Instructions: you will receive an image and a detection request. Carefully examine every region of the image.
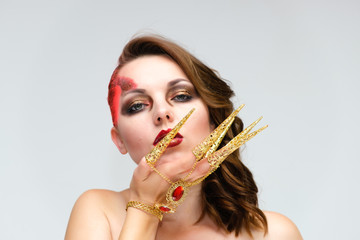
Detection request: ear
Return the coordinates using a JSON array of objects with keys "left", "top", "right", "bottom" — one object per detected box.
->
[{"left": 111, "top": 127, "right": 128, "bottom": 154}]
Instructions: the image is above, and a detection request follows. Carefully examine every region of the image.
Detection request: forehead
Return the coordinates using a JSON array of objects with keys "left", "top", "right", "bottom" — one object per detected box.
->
[{"left": 117, "top": 55, "right": 189, "bottom": 87}]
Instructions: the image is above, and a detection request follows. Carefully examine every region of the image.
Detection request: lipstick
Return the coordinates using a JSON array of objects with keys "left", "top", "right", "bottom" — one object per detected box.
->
[{"left": 153, "top": 128, "right": 183, "bottom": 147}]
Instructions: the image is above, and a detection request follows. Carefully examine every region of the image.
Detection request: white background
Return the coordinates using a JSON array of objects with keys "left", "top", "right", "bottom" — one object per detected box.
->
[{"left": 1, "top": 0, "right": 359, "bottom": 239}]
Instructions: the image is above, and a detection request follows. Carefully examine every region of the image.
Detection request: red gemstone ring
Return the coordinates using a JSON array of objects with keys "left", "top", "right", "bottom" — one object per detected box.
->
[{"left": 165, "top": 180, "right": 189, "bottom": 207}]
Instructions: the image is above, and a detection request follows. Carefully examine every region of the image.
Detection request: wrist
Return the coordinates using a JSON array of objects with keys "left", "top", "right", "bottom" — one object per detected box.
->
[
  {"left": 126, "top": 201, "right": 163, "bottom": 221},
  {"left": 119, "top": 205, "right": 160, "bottom": 240}
]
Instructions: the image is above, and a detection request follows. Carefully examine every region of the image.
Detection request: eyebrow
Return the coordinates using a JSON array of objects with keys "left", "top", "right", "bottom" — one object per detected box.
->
[
  {"left": 168, "top": 78, "right": 190, "bottom": 88},
  {"left": 122, "top": 78, "right": 190, "bottom": 97},
  {"left": 122, "top": 88, "right": 146, "bottom": 97}
]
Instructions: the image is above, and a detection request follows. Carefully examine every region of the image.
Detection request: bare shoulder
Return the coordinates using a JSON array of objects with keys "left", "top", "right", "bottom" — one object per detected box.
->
[
  {"left": 65, "top": 189, "right": 129, "bottom": 240},
  {"left": 263, "top": 211, "right": 303, "bottom": 240},
  {"left": 71, "top": 189, "right": 128, "bottom": 214}
]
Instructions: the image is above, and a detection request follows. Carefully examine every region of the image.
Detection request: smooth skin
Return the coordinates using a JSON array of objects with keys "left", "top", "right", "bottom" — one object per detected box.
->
[{"left": 65, "top": 55, "right": 303, "bottom": 240}]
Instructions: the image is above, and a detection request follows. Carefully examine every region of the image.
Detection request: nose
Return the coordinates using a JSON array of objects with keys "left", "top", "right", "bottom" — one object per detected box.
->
[{"left": 154, "top": 106, "right": 174, "bottom": 126}]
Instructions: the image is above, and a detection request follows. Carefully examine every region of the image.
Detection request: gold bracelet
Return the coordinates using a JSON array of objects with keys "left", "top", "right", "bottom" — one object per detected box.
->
[{"left": 126, "top": 201, "right": 163, "bottom": 221}]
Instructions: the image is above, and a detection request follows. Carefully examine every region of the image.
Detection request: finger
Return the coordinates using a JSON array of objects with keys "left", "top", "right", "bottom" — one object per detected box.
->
[
  {"left": 155, "top": 152, "right": 196, "bottom": 181},
  {"left": 186, "top": 121, "right": 268, "bottom": 186},
  {"left": 145, "top": 108, "right": 195, "bottom": 165},
  {"left": 131, "top": 157, "right": 172, "bottom": 203},
  {"left": 207, "top": 122, "right": 268, "bottom": 168},
  {"left": 192, "top": 105, "right": 244, "bottom": 161},
  {"left": 184, "top": 157, "right": 211, "bottom": 183}
]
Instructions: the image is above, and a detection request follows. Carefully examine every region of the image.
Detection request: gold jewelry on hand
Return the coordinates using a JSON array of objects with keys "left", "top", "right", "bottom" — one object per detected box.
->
[
  {"left": 126, "top": 201, "right": 163, "bottom": 221},
  {"left": 145, "top": 108, "right": 195, "bottom": 166},
  {"left": 143, "top": 105, "right": 268, "bottom": 216},
  {"left": 192, "top": 104, "right": 245, "bottom": 161},
  {"left": 206, "top": 116, "right": 267, "bottom": 169}
]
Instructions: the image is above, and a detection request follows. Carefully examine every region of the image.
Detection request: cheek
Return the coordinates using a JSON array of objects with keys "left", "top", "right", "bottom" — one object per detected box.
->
[
  {"left": 118, "top": 118, "right": 153, "bottom": 163},
  {"left": 188, "top": 105, "right": 212, "bottom": 140}
]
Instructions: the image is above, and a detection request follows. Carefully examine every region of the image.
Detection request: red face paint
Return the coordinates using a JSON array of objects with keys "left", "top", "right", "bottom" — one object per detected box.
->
[
  {"left": 108, "top": 68, "right": 137, "bottom": 126},
  {"left": 119, "top": 76, "right": 136, "bottom": 91}
]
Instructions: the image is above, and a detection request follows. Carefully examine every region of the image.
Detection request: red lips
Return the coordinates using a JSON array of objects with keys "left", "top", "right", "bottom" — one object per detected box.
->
[{"left": 153, "top": 128, "right": 183, "bottom": 147}]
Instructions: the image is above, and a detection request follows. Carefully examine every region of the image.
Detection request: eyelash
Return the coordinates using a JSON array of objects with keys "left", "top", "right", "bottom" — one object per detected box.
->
[
  {"left": 126, "top": 91, "right": 193, "bottom": 115},
  {"left": 126, "top": 102, "right": 148, "bottom": 114},
  {"left": 171, "top": 92, "right": 193, "bottom": 102}
]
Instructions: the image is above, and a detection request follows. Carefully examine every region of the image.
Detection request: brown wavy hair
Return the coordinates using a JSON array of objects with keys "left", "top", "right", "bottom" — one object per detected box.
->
[{"left": 107, "top": 35, "right": 268, "bottom": 237}]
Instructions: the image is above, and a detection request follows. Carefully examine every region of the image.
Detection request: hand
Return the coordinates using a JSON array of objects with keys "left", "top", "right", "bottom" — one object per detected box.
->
[{"left": 141, "top": 104, "right": 267, "bottom": 214}]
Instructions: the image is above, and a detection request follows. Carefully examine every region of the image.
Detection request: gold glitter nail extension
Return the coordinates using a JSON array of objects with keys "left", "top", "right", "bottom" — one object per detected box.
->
[
  {"left": 207, "top": 117, "right": 268, "bottom": 168},
  {"left": 192, "top": 105, "right": 245, "bottom": 161},
  {"left": 145, "top": 108, "right": 195, "bottom": 165}
]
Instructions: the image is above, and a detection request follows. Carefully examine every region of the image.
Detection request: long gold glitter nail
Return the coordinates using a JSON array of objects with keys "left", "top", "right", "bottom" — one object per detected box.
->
[
  {"left": 207, "top": 117, "right": 268, "bottom": 168},
  {"left": 145, "top": 108, "right": 195, "bottom": 166},
  {"left": 192, "top": 104, "right": 244, "bottom": 161}
]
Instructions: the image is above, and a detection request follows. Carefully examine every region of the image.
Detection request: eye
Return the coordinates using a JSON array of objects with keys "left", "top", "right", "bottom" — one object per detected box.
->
[
  {"left": 172, "top": 93, "right": 192, "bottom": 102},
  {"left": 127, "top": 102, "right": 147, "bottom": 114}
]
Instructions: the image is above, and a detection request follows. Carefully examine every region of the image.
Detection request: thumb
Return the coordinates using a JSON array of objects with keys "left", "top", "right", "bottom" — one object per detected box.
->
[{"left": 133, "top": 157, "right": 153, "bottom": 182}]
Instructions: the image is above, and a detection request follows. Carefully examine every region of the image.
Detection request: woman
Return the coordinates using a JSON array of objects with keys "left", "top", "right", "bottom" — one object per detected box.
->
[{"left": 65, "top": 35, "right": 302, "bottom": 239}]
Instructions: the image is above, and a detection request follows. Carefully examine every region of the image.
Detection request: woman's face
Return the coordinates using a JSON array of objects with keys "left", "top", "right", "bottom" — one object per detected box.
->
[{"left": 111, "top": 55, "right": 213, "bottom": 164}]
